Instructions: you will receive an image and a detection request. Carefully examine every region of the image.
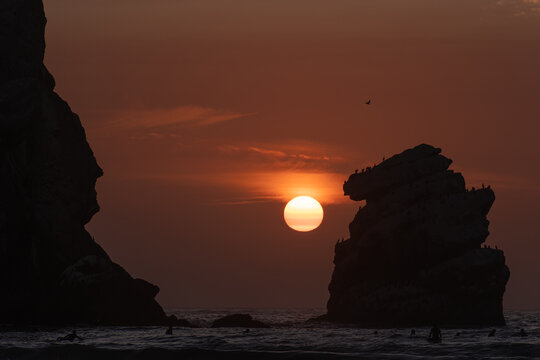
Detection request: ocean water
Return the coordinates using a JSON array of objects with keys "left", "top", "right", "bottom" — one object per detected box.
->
[{"left": 1, "top": 309, "right": 539, "bottom": 359}]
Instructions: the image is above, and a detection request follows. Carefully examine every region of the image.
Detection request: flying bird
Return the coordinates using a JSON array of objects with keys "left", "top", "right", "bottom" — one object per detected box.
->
[{"left": 365, "top": 99, "right": 371, "bottom": 105}]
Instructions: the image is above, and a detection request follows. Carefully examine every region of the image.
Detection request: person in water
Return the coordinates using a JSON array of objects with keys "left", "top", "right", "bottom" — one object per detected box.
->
[
  {"left": 519, "top": 328, "right": 527, "bottom": 337},
  {"left": 488, "top": 329, "right": 496, "bottom": 337},
  {"left": 166, "top": 325, "right": 173, "bottom": 335},
  {"left": 57, "top": 330, "right": 82, "bottom": 342},
  {"left": 428, "top": 324, "right": 442, "bottom": 342},
  {"left": 409, "top": 329, "right": 416, "bottom": 337}
]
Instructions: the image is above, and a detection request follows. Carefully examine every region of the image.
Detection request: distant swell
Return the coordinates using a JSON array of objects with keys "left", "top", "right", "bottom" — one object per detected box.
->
[
  {"left": 0, "top": 345, "right": 365, "bottom": 360},
  {"left": 2, "top": 343, "right": 540, "bottom": 360}
]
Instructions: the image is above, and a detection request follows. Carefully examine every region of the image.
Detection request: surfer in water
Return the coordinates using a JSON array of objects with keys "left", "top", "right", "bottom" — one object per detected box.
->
[
  {"left": 56, "top": 330, "right": 83, "bottom": 342},
  {"left": 428, "top": 324, "right": 442, "bottom": 343}
]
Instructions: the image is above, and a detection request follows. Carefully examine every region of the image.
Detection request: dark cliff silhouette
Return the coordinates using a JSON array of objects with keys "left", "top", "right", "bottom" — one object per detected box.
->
[
  {"left": 0, "top": 0, "right": 185, "bottom": 326},
  {"left": 323, "top": 144, "right": 509, "bottom": 326}
]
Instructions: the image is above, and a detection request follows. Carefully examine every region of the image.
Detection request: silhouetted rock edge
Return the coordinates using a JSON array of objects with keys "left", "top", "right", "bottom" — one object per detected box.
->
[
  {"left": 0, "top": 0, "right": 187, "bottom": 326},
  {"left": 322, "top": 144, "right": 509, "bottom": 327}
]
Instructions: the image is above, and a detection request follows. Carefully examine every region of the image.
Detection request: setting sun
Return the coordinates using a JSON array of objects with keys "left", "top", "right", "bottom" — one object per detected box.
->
[{"left": 284, "top": 196, "right": 324, "bottom": 232}]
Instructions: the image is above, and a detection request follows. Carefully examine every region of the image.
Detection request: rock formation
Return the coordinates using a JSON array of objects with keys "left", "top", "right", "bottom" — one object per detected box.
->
[
  {"left": 324, "top": 144, "right": 509, "bottom": 326},
  {"left": 0, "top": 0, "right": 182, "bottom": 325}
]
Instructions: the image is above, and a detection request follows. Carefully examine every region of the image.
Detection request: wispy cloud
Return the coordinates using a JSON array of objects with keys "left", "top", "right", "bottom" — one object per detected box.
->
[
  {"left": 94, "top": 105, "right": 254, "bottom": 134},
  {"left": 141, "top": 170, "right": 350, "bottom": 205},
  {"left": 496, "top": 0, "right": 540, "bottom": 15},
  {"left": 235, "top": 171, "right": 349, "bottom": 204},
  {"left": 217, "top": 141, "right": 344, "bottom": 172},
  {"left": 123, "top": 140, "right": 352, "bottom": 205}
]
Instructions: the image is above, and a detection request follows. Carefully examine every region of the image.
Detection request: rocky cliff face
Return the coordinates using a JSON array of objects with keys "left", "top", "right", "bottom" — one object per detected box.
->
[
  {"left": 0, "top": 0, "right": 178, "bottom": 325},
  {"left": 326, "top": 144, "right": 509, "bottom": 326}
]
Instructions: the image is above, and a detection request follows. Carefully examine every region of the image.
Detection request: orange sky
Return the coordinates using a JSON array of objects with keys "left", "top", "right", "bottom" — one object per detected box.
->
[{"left": 43, "top": 0, "right": 540, "bottom": 309}]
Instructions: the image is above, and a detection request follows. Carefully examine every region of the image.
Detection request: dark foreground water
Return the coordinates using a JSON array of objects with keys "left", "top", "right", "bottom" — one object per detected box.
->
[{"left": 1, "top": 309, "right": 539, "bottom": 359}]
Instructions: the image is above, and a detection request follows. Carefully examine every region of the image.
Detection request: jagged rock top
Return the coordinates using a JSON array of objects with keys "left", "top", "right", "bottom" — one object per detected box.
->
[{"left": 344, "top": 144, "right": 453, "bottom": 201}]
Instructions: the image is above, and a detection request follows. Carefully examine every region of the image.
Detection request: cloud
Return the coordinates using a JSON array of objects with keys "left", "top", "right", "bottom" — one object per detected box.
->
[
  {"left": 248, "top": 147, "right": 288, "bottom": 158},
  {"left": 95, "top": 105, "right": 254, "bottom": 134},
  {"left": 495, "top": 0, "right": 540, "bottom": 15},
  {"left": 217, "top": 141, "right": 344, "bottom": 172},
  {"left": 235, "top": 171, "right": 350, "bottom": 204},
  {"left": 126, "top": 139, "right": 353, "bottom": 205},
  {"left": 141, "top": 170, "right": 351, "bottom": 205}
]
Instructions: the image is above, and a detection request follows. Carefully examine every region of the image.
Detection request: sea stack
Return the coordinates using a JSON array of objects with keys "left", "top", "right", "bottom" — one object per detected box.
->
[
  {"left": 325, "top": 144, "right": 509, "bottom": 326},
  {"left": 0, "top": 0, "right": 180, "bottom": 325}
]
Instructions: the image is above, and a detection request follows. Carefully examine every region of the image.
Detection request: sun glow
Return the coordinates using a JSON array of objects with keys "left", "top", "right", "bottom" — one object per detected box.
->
[{"left": 283, "top": 196, "right": 324, "bottom": 232}]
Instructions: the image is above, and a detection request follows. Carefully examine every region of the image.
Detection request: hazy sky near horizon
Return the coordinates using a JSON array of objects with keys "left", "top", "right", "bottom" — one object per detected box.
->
[{"left": 43, "top": 0, "right": 540, "bottom": 309}]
